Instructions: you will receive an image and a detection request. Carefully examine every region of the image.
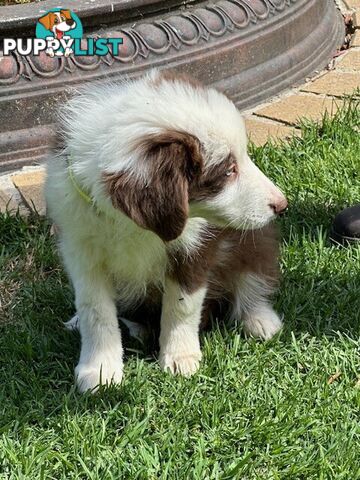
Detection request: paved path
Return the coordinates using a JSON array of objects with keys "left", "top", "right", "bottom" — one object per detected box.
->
[{"left": 1, "top": 0, "right": 359, "bottom": 216}]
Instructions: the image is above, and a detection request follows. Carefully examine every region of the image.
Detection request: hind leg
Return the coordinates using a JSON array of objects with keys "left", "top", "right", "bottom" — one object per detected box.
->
[{"left": 232, "top": 273, "right": 283, "bottom": 340}]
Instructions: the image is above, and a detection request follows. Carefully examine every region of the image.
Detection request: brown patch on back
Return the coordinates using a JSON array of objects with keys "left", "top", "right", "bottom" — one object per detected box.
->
[
  {"left": 152, "top": 70, "right": 204, "bottom": 90},
  {"left": 116, "top": 224, "right": 279, "bottom": 338},
  {"left": 211, "top": 224, "right": 280, "bottom": 294},
  {"left": 103, "top": 130, "right": 203, "bottom": 242},
  {"left": 167, "top": 223, "right": 280, "bottom": 296}
]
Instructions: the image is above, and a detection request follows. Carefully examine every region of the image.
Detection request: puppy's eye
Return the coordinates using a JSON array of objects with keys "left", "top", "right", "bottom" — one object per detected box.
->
[
  {"left": 61, "top": 15, "right": 66, "bottom": 21},
  {"left": 54, "top": 18, "right": 59, "bottom": 24},
  {"left": 225, "top": 164, "right": 237, "bottom": 177}
]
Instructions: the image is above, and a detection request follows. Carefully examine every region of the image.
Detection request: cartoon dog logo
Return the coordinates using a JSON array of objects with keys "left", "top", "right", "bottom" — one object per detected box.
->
[{"left": 38, "top": 9, "right": 76, "bottom": 57}]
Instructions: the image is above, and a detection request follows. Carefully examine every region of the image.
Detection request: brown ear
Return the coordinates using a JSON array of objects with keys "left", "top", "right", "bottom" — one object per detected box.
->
[
  {"left": 38, "top": 12, "right": 54, "bottom": 31},
  {"left": 103, "top": 131, "right": 203, "bottom": 242},
  {"left": 60, "top": 9, "right": 72, "bottom": 20}
]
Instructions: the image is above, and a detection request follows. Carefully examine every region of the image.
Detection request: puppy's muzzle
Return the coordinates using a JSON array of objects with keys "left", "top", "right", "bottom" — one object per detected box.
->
[{"left": 269, "top": 195, "right": 288, "bottom": 216}]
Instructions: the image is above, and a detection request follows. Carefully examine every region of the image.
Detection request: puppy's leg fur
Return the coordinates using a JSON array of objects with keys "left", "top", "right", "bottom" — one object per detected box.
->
[
  {"left": 74, "top": 274, "right": 124, "bottom": 392},
  {"left": 159, "top": 277, "right": 206, "bottom": 376},
  {"left": 232, "top": 273, "right": 282, "bottom": 340},
  {"left": 60, "top": 239, "right": 124, "bottom": 392}
]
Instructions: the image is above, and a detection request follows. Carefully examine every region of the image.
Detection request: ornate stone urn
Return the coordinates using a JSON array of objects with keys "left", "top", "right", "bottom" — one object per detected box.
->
[{"left": 0, "top": 0, "right": 344, "bottom": 172}]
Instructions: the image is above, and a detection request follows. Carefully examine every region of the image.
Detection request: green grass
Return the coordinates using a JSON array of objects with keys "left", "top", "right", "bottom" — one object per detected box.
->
[{"left": 1, "top": 100, "right": 360, "bottom": 479}]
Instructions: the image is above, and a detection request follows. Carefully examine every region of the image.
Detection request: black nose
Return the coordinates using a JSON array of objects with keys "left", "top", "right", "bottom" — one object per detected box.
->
[{"left": 66, "top": 19, "right": 75, "bottom": 26}]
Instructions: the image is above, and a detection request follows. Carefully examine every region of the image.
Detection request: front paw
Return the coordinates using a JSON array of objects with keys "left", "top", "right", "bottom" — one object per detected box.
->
[
  {"left": 75, "top": 358, "right": 123, "bottom": 393},
  {"left": 159, "top": 350, "right": 202, "bottom": 377},
  {"left": 243, "top": 305, "right": 283, "bottom": 340}
]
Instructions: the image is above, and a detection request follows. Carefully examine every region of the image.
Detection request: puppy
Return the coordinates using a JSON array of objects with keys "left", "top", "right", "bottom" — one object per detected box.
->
[
  {"left": 38, "top": 9, "right": 76, "bottom": 57},
  {"left": 45, "top": 70, "right": 287, "bottom": 393}
]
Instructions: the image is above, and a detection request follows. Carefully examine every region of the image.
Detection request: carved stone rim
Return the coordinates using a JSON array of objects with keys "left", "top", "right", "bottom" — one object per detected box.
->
[
  {"left": 0, "top": 0, "right": 201, "bottom": 36},
  {"left": 0, "top": 0, "right": 345, "bottom": 173}
]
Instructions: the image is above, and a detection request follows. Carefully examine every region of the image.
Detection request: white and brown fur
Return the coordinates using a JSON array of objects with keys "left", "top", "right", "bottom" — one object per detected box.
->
[{"left": 45, "top": 70, "right": 288, "bottom": 392}]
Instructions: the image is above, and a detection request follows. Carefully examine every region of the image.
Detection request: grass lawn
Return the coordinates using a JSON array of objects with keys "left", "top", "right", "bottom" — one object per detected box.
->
[{"left": 0, "top": 100, "right": 360, "bottom": 479}]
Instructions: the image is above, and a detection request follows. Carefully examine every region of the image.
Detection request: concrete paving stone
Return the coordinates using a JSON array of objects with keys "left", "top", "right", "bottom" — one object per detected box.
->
[
  {"left": 254, "top": 94, "right": 343, "bottom": 126},
  {"left": 344, "top": 0, "right": 360, "bottom": 9},
  {"left": 352, "top": 31, "right": 360, "bottom": 46},
  {"left": 301, "top": 72, "right": 360, "bottom": 96},
  {"left": 344, "top": 0, "right": 360, "bottom": 24},
  {"left": 245, "top": 117, "right": 298, "bottom": 145},
  {"left": 0, "top": 189, "right": 18, "bottom": 213},
  {"left": 11, "top": 169, "right": 46, "bottom": 215},
  {"left": 336, "top": 49, "right": 360, "bottom": 70},
  {"left": 0, "top": 174, "right": 27, "bottom": 214}
]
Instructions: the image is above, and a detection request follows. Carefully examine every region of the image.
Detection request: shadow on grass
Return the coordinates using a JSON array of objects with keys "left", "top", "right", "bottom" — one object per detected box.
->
[{"left": 275, "top": 197, "right": 360, "bottom": 337}]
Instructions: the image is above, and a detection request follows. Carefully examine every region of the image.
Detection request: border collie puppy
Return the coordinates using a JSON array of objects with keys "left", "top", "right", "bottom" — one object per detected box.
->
[{"left": 45, "top": 70, "right": 287, "bottom": 392}]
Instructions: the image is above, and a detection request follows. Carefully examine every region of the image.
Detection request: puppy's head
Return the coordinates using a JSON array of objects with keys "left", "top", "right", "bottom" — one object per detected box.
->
[
  {"left": 39, "top": 10, "right": 76, "bottom": 37},
  {"left": 102, "top": 74, "right": 287, "bottom": 240}
]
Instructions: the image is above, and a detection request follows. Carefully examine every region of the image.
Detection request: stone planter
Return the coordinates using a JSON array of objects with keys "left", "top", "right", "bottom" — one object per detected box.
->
[{"left": 0, "top": 0, "right": 344, "bottom": 172}]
